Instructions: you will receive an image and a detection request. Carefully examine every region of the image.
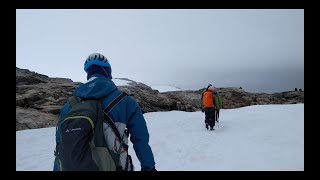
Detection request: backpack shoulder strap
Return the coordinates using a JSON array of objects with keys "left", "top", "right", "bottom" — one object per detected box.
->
[
  {"left": 102, "top": 92, "right": 128, "bottom": 140},
  {"left": 104, "top": 92, "right": 128, "bottom": 114},
  {"left": 67, "top": 96, "right": 79, "bottom": 106}
]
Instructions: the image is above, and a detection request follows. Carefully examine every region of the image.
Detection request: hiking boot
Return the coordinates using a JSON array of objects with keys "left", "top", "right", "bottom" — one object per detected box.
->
[
  {"left": 205, "top": 123, "right": 209, "bottom": 130},
  {"left": 210, "top": 127, "right": 214, "bottom": 131}
]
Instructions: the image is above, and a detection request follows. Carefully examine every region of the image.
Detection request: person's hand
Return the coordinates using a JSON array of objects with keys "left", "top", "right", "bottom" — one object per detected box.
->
[
  {"left": 201, "top": 108, "right": 204, "bottom": 112},
  {"left": 142, "top": 166, "right": 157, "bottom": 171}
]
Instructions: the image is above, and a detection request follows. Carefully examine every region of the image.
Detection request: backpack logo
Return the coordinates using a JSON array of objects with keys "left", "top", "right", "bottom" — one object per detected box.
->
[
  {"left": 89, "top": 83, "right": 95, "bottom": 87},
  {"left": 65, "top": 128, "right": 81, "bottom": 133}
]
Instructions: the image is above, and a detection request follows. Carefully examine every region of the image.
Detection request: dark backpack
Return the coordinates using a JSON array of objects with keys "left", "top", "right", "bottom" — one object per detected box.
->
[{"left": 54, "top": 92, "right": 134, "bottom": 171}]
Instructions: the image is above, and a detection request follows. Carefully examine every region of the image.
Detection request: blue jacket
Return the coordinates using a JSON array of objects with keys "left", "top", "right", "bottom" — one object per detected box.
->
[{"left": 53, "top": 74, "right": 155, "bottom": 171}]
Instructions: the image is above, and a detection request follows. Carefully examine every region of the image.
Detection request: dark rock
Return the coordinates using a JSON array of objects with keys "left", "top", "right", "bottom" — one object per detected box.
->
[{"left": 16, "top": 67, "right": 304, "bottom": 131}]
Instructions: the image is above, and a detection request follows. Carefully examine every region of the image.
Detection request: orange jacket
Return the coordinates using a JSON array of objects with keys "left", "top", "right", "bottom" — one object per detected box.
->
[{"left": 202, "top": 90, "right": 214, "bottom": 108}]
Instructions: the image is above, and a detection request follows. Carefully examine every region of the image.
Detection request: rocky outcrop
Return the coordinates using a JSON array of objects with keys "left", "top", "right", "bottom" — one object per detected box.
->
[
  {"left": 110, "top": 78, "right": 177, "bottom": 113},
  {"left": 16, "top": 107, "right": 58, "bottom": 131},
  {"left": 163, "top": 87, "right": 304, "bottom": 110},
  {"left": 16, "top": 67, "right": 304, "bottom": 131},
  {"left": 16, "top": 68, "right": 82, "bottom": 131}
]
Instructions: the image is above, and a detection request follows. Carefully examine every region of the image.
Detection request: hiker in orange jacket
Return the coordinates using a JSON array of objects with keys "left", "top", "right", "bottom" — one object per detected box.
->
[{"left": 201, "top": 84, "right": 218, "bottom": 130}]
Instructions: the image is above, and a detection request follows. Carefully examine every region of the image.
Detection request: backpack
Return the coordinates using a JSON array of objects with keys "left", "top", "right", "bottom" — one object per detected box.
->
[
  {"left": 54, "top": 92, "right": 134, "bottom": 171},
  {"left": 202, "top": 91, "right": 214, "bottom": 108}
]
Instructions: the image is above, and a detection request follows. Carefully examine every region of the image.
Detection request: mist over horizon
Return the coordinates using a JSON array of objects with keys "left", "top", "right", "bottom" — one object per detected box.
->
[
  {"left": 16, "top": 65, "right": 303, "bottom": 94},
  {"left": 16, "top": 9, "right": 303, "bottom": 94}
]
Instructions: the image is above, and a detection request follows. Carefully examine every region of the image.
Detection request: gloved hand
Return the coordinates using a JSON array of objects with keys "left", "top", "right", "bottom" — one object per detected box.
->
[
  {"left": 142, "top": 166, "right": 157, "bottom": 171},
  {"left": 201, "top": 108, "right": 204, "bottom": 112}
]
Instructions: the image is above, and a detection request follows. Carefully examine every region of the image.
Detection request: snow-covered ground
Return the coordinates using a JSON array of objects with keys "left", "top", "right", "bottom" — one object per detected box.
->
[
  {"left": 16, "top": 104, "right": 304, "bottom": 171},
  {"left": 151, "top": 85, "right": 181, "bottom": 92},
  {"left": 112, "top": 78, "right": 182, "bottom": 92},
  {"left": 112, "top": 78, "right": 131, "bottom": 86},
  {"left": 113, "top": 79, "right": 182, "bottom": 93}
]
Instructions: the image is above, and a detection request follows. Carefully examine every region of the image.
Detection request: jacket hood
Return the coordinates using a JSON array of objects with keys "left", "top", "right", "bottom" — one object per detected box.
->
[{"left": 74, "top": 74, "right": 117, "bottom": 99}]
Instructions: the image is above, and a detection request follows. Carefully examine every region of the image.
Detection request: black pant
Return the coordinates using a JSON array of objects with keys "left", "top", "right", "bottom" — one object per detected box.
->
[
  {"left": 215, "top": 108, "right": 220, "bottom": 122},
  {"left": 204, "top": 108, "right": 215, "bottom": 128}
]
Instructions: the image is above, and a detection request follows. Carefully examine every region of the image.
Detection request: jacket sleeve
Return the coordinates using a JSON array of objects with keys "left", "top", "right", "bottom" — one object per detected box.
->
[
  {"left": 53, "top": 103, "right": 71, "bottom": 171},
  {"left": 213, "top": 94, "right": 219, "bottom": 108},
  {"left": 126, "top": 97, "right": 156, "bottom": 171},
  {"left": 218, "top": 96, "right": 222, "bottom": 107},
  {"left": 201, "top": 92, "right": 204, "bottom": 108},
  {"left": 55, "top": 103, "right": 71, "bottom": 144}
]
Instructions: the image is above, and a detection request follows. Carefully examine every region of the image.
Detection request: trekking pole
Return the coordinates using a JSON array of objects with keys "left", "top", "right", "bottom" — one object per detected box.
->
[{"left": 217, "top": 116, "right": 219, "bottom": 128}]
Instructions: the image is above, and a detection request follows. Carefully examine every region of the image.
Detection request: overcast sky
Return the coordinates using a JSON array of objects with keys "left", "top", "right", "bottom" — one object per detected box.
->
[{"left": 16, "top": 9, "right": 304, "bottom": 93}]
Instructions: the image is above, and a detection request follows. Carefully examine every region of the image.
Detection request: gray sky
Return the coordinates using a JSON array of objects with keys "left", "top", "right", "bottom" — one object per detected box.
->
[{"left": 16, "top": 9, "right": 304, "bottom": 93}]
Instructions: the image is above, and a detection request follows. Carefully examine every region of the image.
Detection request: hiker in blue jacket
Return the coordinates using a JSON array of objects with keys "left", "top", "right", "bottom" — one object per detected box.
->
[{"left": 53, "top": 53, "right": 156, "bottom": 171}]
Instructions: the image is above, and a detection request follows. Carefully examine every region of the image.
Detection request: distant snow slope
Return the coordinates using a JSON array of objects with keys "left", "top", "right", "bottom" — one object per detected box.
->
[
  {"left": 112, "top": 78, "right": 131, "bottom": 86},
  {"left": 151, "top": 85, "right": 181, "bottom": 92}
]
